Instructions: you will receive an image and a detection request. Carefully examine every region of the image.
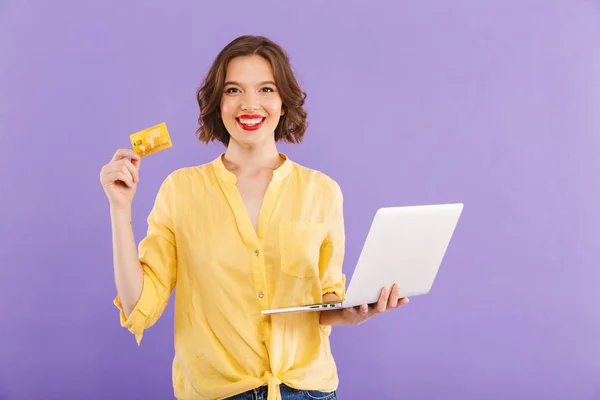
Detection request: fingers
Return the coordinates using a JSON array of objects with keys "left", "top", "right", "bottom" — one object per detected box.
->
[
  {"left": 376, "top": 287, "right": 389, "bottom": 314},
  {"left": 111, "top": 148, "right": 140, "bottom": 163},
  {"left": 387, "top": 283, "right": 401, "bottom": 308},
  {"left": 102, "top": 161, "right": 134, "bottom": 182},
  {"left": 120, "top": 158, "right": 139, "bottom": 183},
  {"left": 397, "top": 297, "right": 410, "bottom": 307},
  {"left": 346, "top": 283, "right": 409, "bottom": 326},
  {"left": 101, "top": 169, "right": 133, "bottom": 188},
  {"left": 100, "top": 157, "right": 139, "bottom": 188},
  {"left": 111, "top": 171, "right": 134, "bottom": 188}
]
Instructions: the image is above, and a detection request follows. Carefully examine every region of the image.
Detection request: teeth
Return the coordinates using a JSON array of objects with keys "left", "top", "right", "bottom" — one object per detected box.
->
[{"left": 239, "top": 118, "right": 263, "bottom": 126}]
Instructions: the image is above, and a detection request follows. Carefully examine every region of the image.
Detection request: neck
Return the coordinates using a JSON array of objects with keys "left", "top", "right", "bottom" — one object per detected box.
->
[{"left": 222, "top": 139, "right": 283, "bottom": 175}]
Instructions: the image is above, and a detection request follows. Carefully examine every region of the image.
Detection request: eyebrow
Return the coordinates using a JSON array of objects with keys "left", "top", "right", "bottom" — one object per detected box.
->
[{"left": 223, "top": 80, "right": 277, "bottom": 87}]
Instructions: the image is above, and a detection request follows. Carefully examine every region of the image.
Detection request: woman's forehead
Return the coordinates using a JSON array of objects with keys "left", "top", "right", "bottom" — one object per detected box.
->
[{"left": 225, "top": 55, "right": 275, "bottom": 80}]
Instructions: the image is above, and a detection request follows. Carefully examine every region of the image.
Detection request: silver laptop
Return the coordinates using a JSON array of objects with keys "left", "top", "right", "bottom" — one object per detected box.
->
[{"left": 261, "top": 203, "right": 464, "bottom": 315}]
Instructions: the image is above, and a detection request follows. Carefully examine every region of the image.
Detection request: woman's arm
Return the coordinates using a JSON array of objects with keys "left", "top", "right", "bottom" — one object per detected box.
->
[{"left": 110, "top": 208, "right": 144, "bottom": 319}]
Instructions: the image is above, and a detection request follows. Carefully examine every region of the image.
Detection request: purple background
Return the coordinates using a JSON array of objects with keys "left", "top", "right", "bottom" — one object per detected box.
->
[{"left": 1, "top": 1, "right": 600, "bottom": 399}]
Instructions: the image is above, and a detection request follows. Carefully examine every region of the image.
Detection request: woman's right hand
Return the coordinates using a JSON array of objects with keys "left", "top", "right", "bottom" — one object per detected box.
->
[{"left": 100, "top": 149, "right": 141, "bottom": 210}]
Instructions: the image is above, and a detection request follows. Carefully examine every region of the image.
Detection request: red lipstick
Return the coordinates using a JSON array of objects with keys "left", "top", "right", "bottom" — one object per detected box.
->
[{"left": 236, "top": 114, "right": 266, "bottom": 132}]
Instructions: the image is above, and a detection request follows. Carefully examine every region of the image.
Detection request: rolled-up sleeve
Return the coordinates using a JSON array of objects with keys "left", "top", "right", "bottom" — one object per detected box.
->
[
  {"left": 319, "top": 181, "right": 346, "bottom": 302},
  {"left": 113, "top": 174, "right": 177, "bottom": 345}
]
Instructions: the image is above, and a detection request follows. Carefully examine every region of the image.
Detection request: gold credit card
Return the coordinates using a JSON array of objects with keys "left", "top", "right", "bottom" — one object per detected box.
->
[{"left": 129, "top": 122, "right": 172, "bottom": 158}]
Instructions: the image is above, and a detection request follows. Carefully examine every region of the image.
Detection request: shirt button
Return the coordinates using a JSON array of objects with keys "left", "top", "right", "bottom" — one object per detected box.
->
[
  {"left": 258, "top": 291, "right": 264, "bottom": 298},
  {"left": 261, "top": 337, "right": 265, "bottom": 342},
  {"left": 254, "top": 250, "right": 260, "bottom": 256}
]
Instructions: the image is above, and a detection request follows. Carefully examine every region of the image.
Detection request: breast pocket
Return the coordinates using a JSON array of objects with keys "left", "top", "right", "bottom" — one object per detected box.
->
[{"left": 279, "top": 222, "right": 326, "bottom": 278}]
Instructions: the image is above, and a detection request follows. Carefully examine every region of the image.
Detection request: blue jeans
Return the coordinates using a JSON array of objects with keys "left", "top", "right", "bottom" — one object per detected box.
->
[{"left": 225, "top": 384, "right": 337, "bottom": 400}]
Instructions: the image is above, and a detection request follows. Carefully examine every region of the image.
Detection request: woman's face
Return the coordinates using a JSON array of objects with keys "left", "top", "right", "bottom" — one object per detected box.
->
[{"left": 220, "top": 55, "right": 285, "bottom": 148}]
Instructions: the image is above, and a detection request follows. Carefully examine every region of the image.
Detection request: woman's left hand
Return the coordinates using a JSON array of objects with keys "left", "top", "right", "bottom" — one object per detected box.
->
[{"left": 339, "top": 283, "right": 409, "bottom": 326}]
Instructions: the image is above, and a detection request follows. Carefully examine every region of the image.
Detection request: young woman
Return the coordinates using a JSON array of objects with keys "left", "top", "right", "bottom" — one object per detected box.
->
[{"left": 100, "top": 35, "right": 408, "bottom": 400}]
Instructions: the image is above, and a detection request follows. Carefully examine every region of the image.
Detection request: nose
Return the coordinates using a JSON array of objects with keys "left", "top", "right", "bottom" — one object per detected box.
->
[{"left": 240, "top": 92, "right": 259, "bottom": 111}]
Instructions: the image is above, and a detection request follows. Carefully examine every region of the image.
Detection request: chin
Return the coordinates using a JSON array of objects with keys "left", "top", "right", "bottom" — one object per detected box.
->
[
  {"left": 228, "top": 126, "right": 275, "bottom": 147},
  {"left": 229, "top": 133, "right": 268, "bottom": 147}
]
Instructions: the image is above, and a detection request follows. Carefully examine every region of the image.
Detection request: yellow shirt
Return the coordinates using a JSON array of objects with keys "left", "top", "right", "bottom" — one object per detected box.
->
[{"left": 113, "top": 153, "right": 346, "bottom": 400}]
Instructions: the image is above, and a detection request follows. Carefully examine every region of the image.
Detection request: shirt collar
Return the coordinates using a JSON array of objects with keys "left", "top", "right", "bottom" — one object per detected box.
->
[{"left": 211, "top": 152, "right": 293, "bottom": 184}]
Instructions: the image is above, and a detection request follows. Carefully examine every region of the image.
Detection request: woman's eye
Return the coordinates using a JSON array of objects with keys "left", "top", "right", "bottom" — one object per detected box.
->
[
  {"left": 261, "top": 87, "right": 275, "bottom": 92},
  {"left": 226, "top": 88, "right": 239, "bottom": 93}
]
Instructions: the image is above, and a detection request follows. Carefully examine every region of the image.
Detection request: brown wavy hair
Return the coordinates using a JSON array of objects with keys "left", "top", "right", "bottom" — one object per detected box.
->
[{"left": 195, "top": 35, "right": 308, "bottom": 146}]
